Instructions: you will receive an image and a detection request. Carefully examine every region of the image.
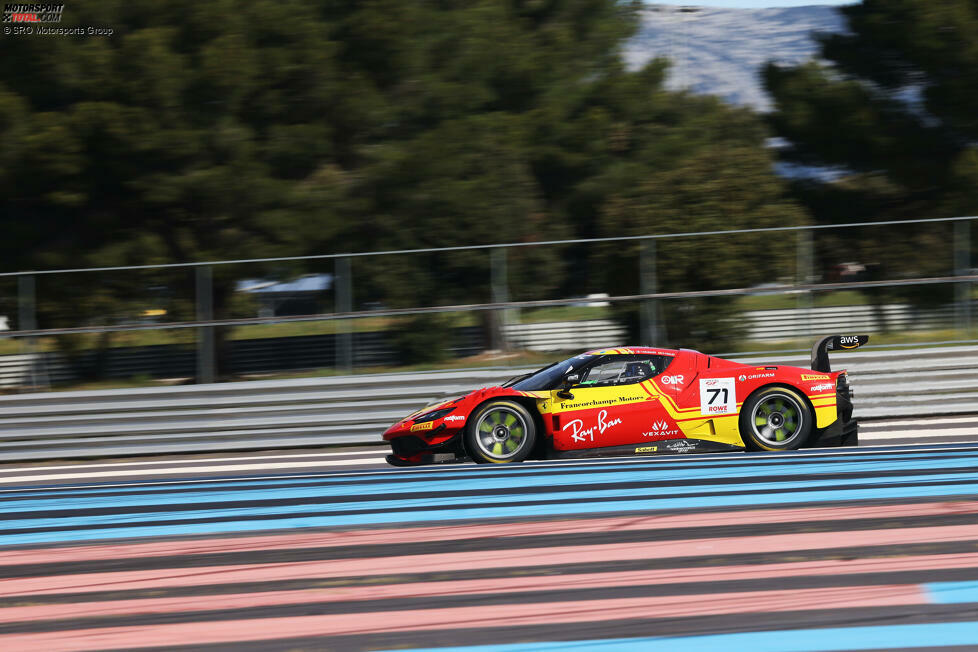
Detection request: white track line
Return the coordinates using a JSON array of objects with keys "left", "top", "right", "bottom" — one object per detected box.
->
[
  {"left": 861, "top": 430, "right": 978, "bottom": 441},
  {"left": 0, "top": 449, "right": 387, "bottom": 475},
  {"left": 862, "top": 416, "right": 978, "bottom": 428},
  {"left": 0, "top": 457, "right": 391, "bottom": 485}
]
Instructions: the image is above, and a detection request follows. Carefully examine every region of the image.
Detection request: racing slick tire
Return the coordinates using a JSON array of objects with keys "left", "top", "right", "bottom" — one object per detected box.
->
[
  {"left": 739, "top": 386, "right": 813, "bottom": 451},
  {"left": 465, "top": 400, "right": 537, "bottom": 464}
]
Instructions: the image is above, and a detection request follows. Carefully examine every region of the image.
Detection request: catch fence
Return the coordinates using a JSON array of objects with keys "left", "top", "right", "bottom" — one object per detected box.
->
[{"left": 0, "top": 216, "right": 975, "bottom": 387}]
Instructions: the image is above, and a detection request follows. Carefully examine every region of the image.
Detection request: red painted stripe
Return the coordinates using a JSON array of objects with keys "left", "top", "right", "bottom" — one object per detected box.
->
[
  {"left": 5, "top": 501, "right": 974, "bottom": 568},
  {"left": 2, "top": 552, "right": 976, "bottom": 625},
  {"left": 0, "top": 585, "right": 929, "bottom": 651},
  {"left": 6, "top": 523, "right": 978, "bottom": 597}
]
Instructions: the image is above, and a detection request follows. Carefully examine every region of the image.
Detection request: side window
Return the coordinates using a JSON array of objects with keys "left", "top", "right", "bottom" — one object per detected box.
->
[
  {"left": 578, "top": 355, "right": 667, "bottom": 387},
  {"left": 647, "top": 355, "right": 673, "bottom": 378}
]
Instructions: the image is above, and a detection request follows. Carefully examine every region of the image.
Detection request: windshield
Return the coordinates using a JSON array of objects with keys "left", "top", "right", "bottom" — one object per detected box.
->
[{"left": 508, "top": 354, "right": 597, "bottom": 391}]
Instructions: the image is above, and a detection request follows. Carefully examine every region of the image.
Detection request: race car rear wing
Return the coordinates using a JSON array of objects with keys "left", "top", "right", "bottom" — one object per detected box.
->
[{"left": 811, "top": 335, "right": 869, "bottom": 373}]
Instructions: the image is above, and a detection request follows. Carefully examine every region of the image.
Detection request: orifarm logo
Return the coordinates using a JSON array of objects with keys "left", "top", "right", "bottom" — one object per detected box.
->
[{"left": 3, "top": 3, "right": 64, "bottom": 23}]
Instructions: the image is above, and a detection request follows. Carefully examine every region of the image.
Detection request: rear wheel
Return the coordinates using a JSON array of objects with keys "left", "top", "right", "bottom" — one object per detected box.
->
[
  {"left": 465, "top": 400, "right": 537, "bottom": 464},
  {"left": 739, "top": 386, "right": 812, "bottom": 451}
]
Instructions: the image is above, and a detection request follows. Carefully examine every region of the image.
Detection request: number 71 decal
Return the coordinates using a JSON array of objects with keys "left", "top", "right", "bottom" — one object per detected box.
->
[{"left": 699, "top": 378, "right": 737, "bottom": 415}]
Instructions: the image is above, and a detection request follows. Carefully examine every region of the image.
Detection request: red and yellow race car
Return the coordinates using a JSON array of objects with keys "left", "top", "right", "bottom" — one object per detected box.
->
[{"left": 383, "top": 335, "right": 867, "bottom": 465}]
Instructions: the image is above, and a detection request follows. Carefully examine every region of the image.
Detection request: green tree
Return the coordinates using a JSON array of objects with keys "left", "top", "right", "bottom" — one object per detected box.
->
[
  {"left": 329, "top": 0, "right": 641, "bottom": 355},
  {"left": 0, "top": 0, "right": 347, "bottom": 374},
  {"left": 763, "top": 0, "right": 978, "bottom": 291},
  {"left": 592, "top": 95, "right": 808, "bottom": 350},
  {"left": 0, "top": 0, "right": 814, "bottom": 371}
]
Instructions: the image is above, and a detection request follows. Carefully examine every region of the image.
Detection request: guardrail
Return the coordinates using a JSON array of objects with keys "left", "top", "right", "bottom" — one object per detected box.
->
[
  {"left": 0, "top": 321, "right": 621, "bottom": 387},
  {"left": 4, "top": 301, "right": 971, "bottom": 388},
  {"left": 504, "top": 320, "right": 626, "bottom": 352},
  {"left": 0, "top": 343, "right": 975, "bottom": 462},
  {"left": 744, "top": 302, "right": 978, "bottom": 341}
]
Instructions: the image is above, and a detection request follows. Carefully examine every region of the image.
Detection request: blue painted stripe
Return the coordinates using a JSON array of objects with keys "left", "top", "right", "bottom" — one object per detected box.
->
[
  {"left": 3, "top": 478, "right": 978, "bottom": 546},
  {"left": 2, "top": 448, "right": 971, "bottom": 498},
  {"left": 0, "top": 470, "right": 974, "bottom": 533},
  {"left": 5, "top": 454, "right": 978, "bottom": 513},
  {"left": 401, "top": 621, "right": 978, "bottom": 652},
  {"left": 927, "top": 580, "right": 978, "bottom": 604}
]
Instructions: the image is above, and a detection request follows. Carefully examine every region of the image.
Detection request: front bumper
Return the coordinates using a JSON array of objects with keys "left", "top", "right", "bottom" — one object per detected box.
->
[{"left": 385, "top": 427, "right": 466, "bottom": 466}]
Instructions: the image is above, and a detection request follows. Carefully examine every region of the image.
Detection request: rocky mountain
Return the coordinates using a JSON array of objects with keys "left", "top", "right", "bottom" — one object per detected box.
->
[{"left": 624, "top": 4, "right": 847, "bottom": 111}]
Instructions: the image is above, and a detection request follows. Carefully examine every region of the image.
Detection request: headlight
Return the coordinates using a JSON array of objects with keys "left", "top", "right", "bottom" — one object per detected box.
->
[{"left": 413, "top": 407, "right": 455, "bottom": 424}]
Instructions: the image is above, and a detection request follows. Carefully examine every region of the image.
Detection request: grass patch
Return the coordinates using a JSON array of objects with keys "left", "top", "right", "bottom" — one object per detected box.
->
[{"left": 735, "top": 291, "right": 871, "bottom": 312}]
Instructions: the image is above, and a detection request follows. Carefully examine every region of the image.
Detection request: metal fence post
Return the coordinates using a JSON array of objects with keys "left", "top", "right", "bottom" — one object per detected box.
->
[
  {"left": 954, "top": 220, "right": 972, "bottom": 337},
  {"left": 335, "top": 256, "right": 353, "bottom": 373},
  {"left": 491, "top": 247, "right": 509, "bottom": 351},
  {"left": 797, "top": 228, "right": 814, "bottom": 339},
  {"left": 640, "top": 239, "right": 659, "bottom": 345},
  {"left": 195, "top": 265, "right": 215, "bottom": 384},
  {"left": 17, "top": 274, "right": 37, "bottom": 387}
]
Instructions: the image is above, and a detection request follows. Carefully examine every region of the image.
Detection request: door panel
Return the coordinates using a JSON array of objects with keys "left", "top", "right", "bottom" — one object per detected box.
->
[{"left": 549, "top": 382, "right": 679, "bottom": 450}]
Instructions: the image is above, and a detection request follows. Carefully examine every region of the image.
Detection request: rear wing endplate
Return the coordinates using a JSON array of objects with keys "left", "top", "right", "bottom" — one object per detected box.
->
[{"left": 811, "top": 335, "right": 869, "bottom": 373}]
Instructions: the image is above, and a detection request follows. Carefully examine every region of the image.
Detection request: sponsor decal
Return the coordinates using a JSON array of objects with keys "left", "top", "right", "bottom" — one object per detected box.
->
[
  {"left": 410, "top": 422, "right": 434, "bottom": 432},
  {"left": 635, "top": 446, "right": 657, "bottom": 453},
  {"left": 3, "top": 3, "right": 63, "bottom": 23},
  {"left": 563, "top": 409, "right": 622, "bottom": 443},
  {"left": 3, "top": 3, "right": 114, "bottom": 36},
  {"left": 642, "top": 420, "right": 680, "bottom": 439},
  {"left": 660, "top": 374, "right": 685, "bottom": 385},
  {"left": 443, "top": 415, "right": 465, "bottom": 423},
  {"left": 699, "top": 378, "right": 736, "bottom": 415},
  {"left": 747, "top": 373, "right": 775, "bottom": 380},
  {"left": 667, "top": 440, "right": 697, "bottom": 452},
  {"left": 738, "top": 375, "right": 746, "bottom": 382},
  {"left": 801, "top": 374, "right": 831, "bottom": 381},
  {"left": 838, "top": 335, "right": 861, "bottom": 349},
  {"left": 561, "top": 396, "right": 638, "bottom": 409},
  {"left": 809, "top": 383, "right": 834, "bottom": 393}
]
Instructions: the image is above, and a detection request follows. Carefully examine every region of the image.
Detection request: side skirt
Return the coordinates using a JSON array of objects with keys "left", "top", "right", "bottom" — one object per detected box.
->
[{"left": 547, "top": 439, "right": 744, "bottom": 459}]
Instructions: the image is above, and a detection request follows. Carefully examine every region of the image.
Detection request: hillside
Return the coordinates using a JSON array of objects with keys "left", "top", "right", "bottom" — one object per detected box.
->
[{"left": 624, "top": 4, "right": 846, "bottom": 111}]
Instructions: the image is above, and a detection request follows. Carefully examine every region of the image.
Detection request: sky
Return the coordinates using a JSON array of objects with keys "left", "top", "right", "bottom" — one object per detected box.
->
[{"left": 648, "top": 1, "right": 855, "bottom": 7}]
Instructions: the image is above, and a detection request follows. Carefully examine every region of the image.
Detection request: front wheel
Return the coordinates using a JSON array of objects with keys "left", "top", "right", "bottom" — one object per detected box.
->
[
  {"left": 465, "top": 400, "right": 537, "bottom": 464},
  {"left": 739, "top": 386, "right": 813, "bottom": 451}
]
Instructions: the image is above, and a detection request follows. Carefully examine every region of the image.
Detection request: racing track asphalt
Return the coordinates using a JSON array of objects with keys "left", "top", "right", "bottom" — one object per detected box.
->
[{"left": 1, "top": 436, "right": 978, "bottom": 649}]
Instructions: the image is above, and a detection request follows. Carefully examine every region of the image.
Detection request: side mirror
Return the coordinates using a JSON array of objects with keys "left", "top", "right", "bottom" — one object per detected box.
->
[{"left": 556, "top": 374, "right": 579, "bottom": 400}]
